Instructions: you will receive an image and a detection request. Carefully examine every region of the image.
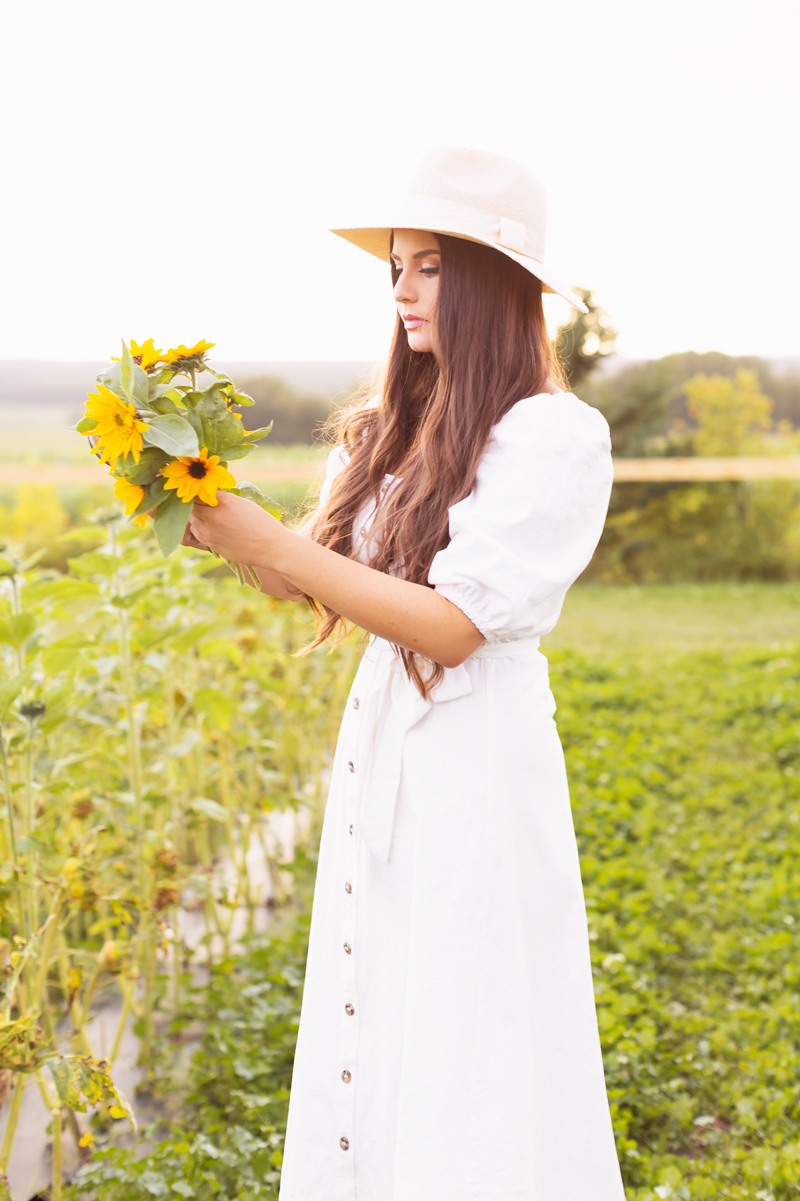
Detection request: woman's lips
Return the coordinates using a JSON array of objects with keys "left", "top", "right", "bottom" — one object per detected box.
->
[{"left": 402, "top": 314, "right": 427, "bottom": 329}]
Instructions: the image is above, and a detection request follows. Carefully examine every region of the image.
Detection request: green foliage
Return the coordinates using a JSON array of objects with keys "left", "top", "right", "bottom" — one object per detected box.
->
[
  {"left": 236, "top": 376, "right": 335, "bottom": 445},
  {"left": 583, "top": 351, "right": 800, "bottom": 458},
  {"left": 589, "top": 371, "right": 800, "bottom": 583},
  {"left": 62, "top": 632, "right": 800, "bottom": 1200},
  {"left": 0, "top": 521, "right": 360, "bottom": 1189},
  {"left": 70, "top": 916, "right": 310, "bottom": 1199},
  {"left": 555, "top": 287, "right": 618, "bottom": 390},
  {"left": 553, "top": 645, "right": 800, "bottom": 1198}
]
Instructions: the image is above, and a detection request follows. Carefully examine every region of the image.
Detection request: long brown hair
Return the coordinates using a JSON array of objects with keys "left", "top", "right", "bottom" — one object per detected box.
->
[{"left": 308, "top": 233, "right": 565, "bottom": 696}]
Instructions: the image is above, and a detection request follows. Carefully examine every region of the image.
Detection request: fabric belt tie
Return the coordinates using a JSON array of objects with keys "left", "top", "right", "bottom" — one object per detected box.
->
[{"left": 358, "top": 636, "right": 541, "bottom": 863}]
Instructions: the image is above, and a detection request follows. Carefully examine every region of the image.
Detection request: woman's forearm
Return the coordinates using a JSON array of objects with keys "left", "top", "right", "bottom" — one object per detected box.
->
[
  {"left": 270, "top": 529, "right": 483, "bottom": 668},
  {"left": 248, "top": 514, "right": 319, "bottom": 601},
  {"left": 250, "top": 565, "right": 304, "bottom": 600}
]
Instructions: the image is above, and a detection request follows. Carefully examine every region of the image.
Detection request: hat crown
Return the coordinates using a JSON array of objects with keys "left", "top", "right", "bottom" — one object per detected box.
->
[{"left": 408, "top": 147, "right": 547, "bottom": 253}]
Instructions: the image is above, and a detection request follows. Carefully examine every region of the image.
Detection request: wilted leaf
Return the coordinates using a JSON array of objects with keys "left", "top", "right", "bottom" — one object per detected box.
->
[
  {"left": 48, "top": 1054, "right": 136, "bottom": 1128},
  {"left": 0, "top": 1013, "right": 46, "bottom": 1072}
]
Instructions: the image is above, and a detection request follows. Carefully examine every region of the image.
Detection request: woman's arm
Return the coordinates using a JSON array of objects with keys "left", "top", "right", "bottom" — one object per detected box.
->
[{"left": 187, "top": 492, "right": 484, "bottom": 668}]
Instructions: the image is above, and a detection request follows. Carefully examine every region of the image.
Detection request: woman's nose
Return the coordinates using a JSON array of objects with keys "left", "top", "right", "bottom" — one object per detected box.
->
[{"left": 393, "top": 269, "right": 415, "bottom": 304}]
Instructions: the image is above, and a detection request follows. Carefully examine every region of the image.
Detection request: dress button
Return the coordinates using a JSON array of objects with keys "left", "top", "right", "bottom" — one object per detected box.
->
[
  {"left": 348, "top": 761, "right": 355, "bottom": 773},
  {"left": 353, "top": 697, "right": 359, "bottom": 710},
  {"left": 345, "top": 881, "right": 352, "bottom": 893},
  {"left": 341, "top": 1069, "right": 352, "bottom": 1083},
  {"left": 340, "top": 1136, "right": 350, "bottom": 1151},
  {"left": 349, "top": 823, "right": 353, "bottom": 835},
  {"left": 345, "top": 1003, "right": 354, "bottom": 1015},
  {"left": 360, "top": 527, "right": 367, "bottom": 538},
  {"left": 343, "top": 942, "right": 352, "bottom": 954}
]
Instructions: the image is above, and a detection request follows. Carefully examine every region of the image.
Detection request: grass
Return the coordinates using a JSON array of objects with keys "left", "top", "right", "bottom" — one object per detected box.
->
[{"left": 546, "top": 582, "right": 800, "bottom": 653}]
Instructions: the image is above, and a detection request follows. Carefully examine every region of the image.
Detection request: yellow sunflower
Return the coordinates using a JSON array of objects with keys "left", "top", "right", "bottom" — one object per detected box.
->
[
  {"left": 113, "top": 476, "right": 148, "bottom": 527},
  {"left": 131, "top": 338, "right": 163, "bottom": 373},
  {"left": 161, "top": 447, "right": 236, "bottom": 506},
  {"left": 83, "top": 384, "right": 150, "bottom": 467},
  {"left": 160, "top": 339, "right": 215, "bottom": 368},
  {"left": 111, "top": 338, "right": 163, "bottom": 373}
]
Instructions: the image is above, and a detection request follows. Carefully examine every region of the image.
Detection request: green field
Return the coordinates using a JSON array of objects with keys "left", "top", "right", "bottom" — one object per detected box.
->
[
  {"left": 547, "top": 582, "right": 800, "bottom": 653},
  {"left": 4, "top": 507, "right": 800, "bottom": 1200}
]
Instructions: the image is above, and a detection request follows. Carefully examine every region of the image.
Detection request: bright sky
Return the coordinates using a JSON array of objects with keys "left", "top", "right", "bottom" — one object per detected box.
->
[{"left": 1, "top": 0, "right": 797, "bottom": 365}]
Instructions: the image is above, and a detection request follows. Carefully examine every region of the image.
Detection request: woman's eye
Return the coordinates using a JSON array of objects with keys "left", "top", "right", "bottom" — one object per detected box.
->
[{"left": 420, "top": 267, "right": 439, "bottom": 276}]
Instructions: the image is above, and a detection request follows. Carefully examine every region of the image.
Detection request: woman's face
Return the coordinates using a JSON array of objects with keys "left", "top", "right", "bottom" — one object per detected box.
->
[{"left": 391, "top": 229, "right": 440, "bottom": 354}]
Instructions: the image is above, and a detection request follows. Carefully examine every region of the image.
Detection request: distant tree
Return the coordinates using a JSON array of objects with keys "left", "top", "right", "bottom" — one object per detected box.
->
[
  {"left": 582, "top": 351, "right": 800, "bottom": 458},
  {"left": 555, "top": 288, "right": 618, "bottom": 390},
  {"left": 236, "top": 376, "right": 334, "bottom": 445}
]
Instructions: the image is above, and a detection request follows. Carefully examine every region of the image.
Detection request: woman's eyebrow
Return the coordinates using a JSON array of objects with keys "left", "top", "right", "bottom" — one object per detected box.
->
[{"left": 413, "top": 248, "right": 440, "bottom": 258}]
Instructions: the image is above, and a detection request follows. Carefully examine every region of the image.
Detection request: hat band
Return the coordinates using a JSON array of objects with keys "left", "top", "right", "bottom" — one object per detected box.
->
[{"left": 397, "top": 191, "right": 546, "bottom": 262}]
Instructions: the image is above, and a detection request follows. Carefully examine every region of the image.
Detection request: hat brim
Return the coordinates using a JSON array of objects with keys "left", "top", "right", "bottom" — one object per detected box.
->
[{"left": 330, "top": 224, "right": 588, "bottom": 314}]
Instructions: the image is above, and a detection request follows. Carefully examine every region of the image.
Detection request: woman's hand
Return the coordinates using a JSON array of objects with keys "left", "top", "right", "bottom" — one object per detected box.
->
[{"left": 185, "top": 492, "right": 288, "bottom": 569}]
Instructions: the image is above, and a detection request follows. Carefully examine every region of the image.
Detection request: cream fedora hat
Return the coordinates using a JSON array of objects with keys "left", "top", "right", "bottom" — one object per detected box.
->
[{"left": 331, "top": 146, "right": 588, "bottom": 313}]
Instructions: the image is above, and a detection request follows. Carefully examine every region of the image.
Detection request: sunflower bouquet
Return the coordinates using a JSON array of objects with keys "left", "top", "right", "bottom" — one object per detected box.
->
[{"left": 76, "top": 339, "right": 281, "bottom": 578}]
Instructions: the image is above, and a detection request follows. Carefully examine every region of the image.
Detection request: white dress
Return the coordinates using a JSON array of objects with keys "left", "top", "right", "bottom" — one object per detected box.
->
[{"left": 279, "top": 393, "right": 625, "bottom": 1201}]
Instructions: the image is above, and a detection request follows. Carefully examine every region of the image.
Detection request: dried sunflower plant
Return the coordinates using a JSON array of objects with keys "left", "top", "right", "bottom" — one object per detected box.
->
[{"left": 76, "top": 339, "right": 282, "bottom": 582}]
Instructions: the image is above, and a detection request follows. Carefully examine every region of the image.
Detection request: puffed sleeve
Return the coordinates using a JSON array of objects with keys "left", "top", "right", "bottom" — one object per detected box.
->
[
  {"left": 427, "top": 394, "right": 613, "bottom": 642},
  {"left": 317, "top": 445, "right": 350, "bottom": 509}
]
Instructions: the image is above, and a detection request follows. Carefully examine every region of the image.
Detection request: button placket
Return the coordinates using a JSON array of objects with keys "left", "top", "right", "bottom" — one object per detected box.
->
[{"left": 338, "top": 687, "right": 362, "bottom": 1177}]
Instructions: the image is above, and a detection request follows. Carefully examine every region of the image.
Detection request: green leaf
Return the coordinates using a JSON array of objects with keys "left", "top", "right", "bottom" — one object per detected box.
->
[
  {"left": 171, "top": 1182, "right": 195, "bottom": 1198},
  {"left": 0, "top": 614, "right": 37, "bottom": 651},
  {"left": 194, "top": 687, "right": 233, "bottom": 730},
  {"left": 230, "top": 391, "right": 255, "bottom": 407},
  {"left": 67, "top": 551, "right": 120, "bottom": 577},
  {"left": 76, "top": 416, "right": 98, "bottom": 434},
  {"left": 241, "top": 423, "right": 273, "bottom": 443},
  {"left": 219, "top": 443, "right": 252, "bottom": 461},
  {"left": 116, "top": 446, "right": 171, "bottom": 486},
  {"left": 191, "top": 797, "right": 228, "bottom": 823},
  {"left": 168, "top": 621, "right": 219, "bottom": 653},
  {"left": 0, "top": 558, "right": 17, "bottom": 578},
  {"left": 142, "top": 414, "right": 200, "bottom": 459},
  {"left": 56, "top": 525, "right": 108, "bottom": 546},
  {"left": 147, "top": 394, "right": 181, "bottom": 416},
  {"left": 132, "top": 477, "right": 169, "bottom": 517},
  {"left": 154, "top": 491, "right": 191, "bottom": 557},
  {"left": 102, "top": 349, "right": 149, "bottom": 408},
  {"left": 120, "top": 341, "right": 135, "bottom": 400},
  {"left": 233, "top": 481, "right": 285, "bottom": 520}
]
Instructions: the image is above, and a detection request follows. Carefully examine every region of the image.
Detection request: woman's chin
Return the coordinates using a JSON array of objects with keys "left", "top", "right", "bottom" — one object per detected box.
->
[{"left": 406, "top": 330, "right": 433, "bottom": 354}]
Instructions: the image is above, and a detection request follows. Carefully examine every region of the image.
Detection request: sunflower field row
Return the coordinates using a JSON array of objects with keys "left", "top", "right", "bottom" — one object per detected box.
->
[{"left": 0, "top": 519, "right": 359, "bottom": 1198}]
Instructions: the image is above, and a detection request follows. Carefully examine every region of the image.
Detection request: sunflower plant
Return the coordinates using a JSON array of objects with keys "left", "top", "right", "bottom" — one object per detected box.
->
[{"left": 75, "top": 340, "right": 282, "bottom": 571}]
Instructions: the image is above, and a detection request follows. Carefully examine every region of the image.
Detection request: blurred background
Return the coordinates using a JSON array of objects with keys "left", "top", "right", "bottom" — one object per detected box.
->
[{"left": 2, "top": 0, "right": 799, "bottom": 584}]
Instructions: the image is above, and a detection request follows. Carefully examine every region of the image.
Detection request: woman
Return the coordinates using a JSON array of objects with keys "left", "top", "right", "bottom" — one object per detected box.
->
[{"left": 186, "top": 148, "right": 625, "bottom": 1201}]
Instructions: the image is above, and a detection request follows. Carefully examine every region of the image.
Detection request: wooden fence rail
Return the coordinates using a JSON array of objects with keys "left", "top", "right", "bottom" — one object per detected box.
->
[{"left": 3, "top": 458, "right": 800, "bottom": 487}]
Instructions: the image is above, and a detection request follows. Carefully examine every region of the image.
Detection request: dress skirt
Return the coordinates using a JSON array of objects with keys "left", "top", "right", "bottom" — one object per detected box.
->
[{"left": 279, "top": 636, "right": 625, "bottom": 1201}]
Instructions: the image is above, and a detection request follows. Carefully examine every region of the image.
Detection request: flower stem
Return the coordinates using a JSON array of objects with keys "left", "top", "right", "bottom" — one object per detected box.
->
[{"left": 0, "top": 1073, "right": 24, "bottom": 1172}]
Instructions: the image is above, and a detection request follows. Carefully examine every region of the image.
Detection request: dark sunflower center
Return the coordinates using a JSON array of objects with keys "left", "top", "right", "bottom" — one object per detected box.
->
[{"left": 189, "top": 461, "right": 208, "bottom": 479}]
